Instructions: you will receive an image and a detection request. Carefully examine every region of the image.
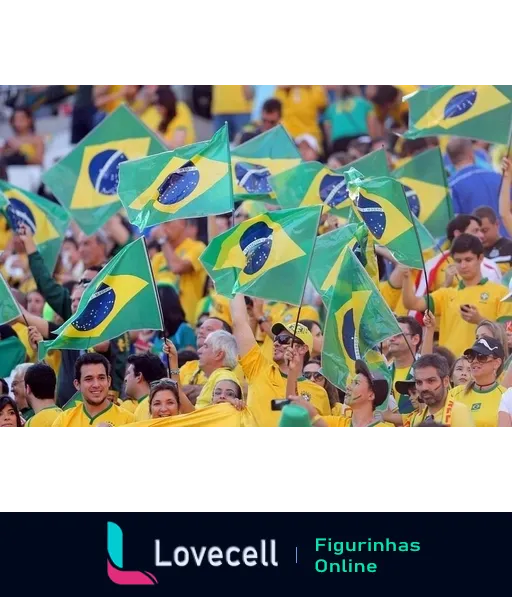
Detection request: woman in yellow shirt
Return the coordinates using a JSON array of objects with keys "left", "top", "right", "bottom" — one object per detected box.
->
[
  {"left": 449, "top": 337, "right": 506, "bottom": 427},
  {"left": 141, "top": 87, "right": 196, "bottom": 149},
  {"left": 0, "top": 108, "right": 44, "bottom": 167}
]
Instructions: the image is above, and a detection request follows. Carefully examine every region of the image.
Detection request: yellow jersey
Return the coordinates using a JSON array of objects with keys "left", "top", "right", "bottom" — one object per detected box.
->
[
  {"left": 141, "top": 102, "right": 196, "bottom": 146},
  {"left": 195, "top": 365, "right": 246, "bottom": 409},
  {"left": 404, "top": 398, "right": 474, "bottom": 427},
  {"left": 120, "top": 399, "right": 138, "bottom": 414},
  {"left": 151, "top": 238, "right": 207, "bottom": 324},
  {"left": 133, "top": 395, "right": 151, "bottom": 423},
  {"left": 180, "top": 360, "right": 207, "bottom": 386},
  {"left": 323, "top": 416, "right": 394, "bottom": 428},
  {"left": 428, "top": 279, "right": 512, "bottom": 357},
  {"left": 276, "top": 86, "right": 328, "bottom": 143},
  {"left": 102, "top": 85, "right": 124, "bottom": 113},
  {"left": 26, "top": 406, "right": 63, "bottom": 427},
  {"left": 0, "top": 215, "right": 12, "bottom": 251},
  {"left": 52, "top": 402, "right": 135, "bottom": 427},
  {"left": 240, "top": 344, "right": 330, "bottom": 427},
  {"left": 449, "top": 384, "right": 505, "bottom": 428},
  {"left": 11, "top": 322, "right": 36, "bottom": 363},
  {"left": 380, "top": 281, "right": 408, "bottom": 316},
  {"left": 211, "top": 86, "right": 252, "bottom": 115}
]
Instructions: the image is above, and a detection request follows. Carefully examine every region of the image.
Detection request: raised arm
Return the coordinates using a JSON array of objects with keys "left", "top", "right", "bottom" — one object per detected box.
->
[
  {"left": 401, "top": 268, "right": 428, "bottom": 313},
  {"left": 499, "top": 158, "right": 512, "bottom": 237},
  {"left": 230, "top": 294, "right": 257, "bottom": 358}
]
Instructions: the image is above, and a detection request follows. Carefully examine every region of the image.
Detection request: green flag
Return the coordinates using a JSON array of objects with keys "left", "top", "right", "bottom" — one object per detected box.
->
[
  {"left": 0, "top": 180, "right": 70, "bottom": 273},
  {"left": 0, "top": 190, "right": 7, "bottom": 209},
  {"left": 0, "top": 273, "right": 21, "bottom": 326},
  {"left": 42, "top": 105, "right": 167, "bottom": 235},
  {"left": 345, "top": 169, "right": 424, "bottom": 269},
  {"left": 310, "top": 223, "right": 379, "bottom": 308},
  {"left": 322, "top": 248, "right": 401, "bottom": 390},
  {"left": 231, "top": 125, "right": 301, "bottom": 202},
  {"left": 393, "top": 148, "right": 453, "bottom": 239},
  {"left": 404, "top": 85, "right": 512, "bottom": 144},
  {"left": 38, "top": 237, "right": 163, "bottom": 357},
  {"left": 0, "top": 333, "right": 26, "bottom": 378},
  {"left": 118, "top": 125, "right": 233, "bottom": 230},
  {"left": 200, "top": 206, "right": 323, "bottom": 305}
]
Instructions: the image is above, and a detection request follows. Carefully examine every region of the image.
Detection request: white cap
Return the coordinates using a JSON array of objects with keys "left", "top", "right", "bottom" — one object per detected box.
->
[{"left": 295, "top": 134, "right": 320, "bottom": 154}]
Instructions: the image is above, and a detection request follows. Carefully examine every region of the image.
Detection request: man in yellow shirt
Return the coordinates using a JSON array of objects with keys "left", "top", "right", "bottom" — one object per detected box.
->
[
  {"left": 211, "top": 85, "right": 252, "bottom": 142},
  {"left": 388, "top": 317, "right": 422, "bottom": 414},
  {"left": 24, "top": 362, "right": 62, "bottom": 427},
  {"left": 152, "top": 219, "right": 207, "bottom": 324},
  {"left": 230, "top": 295, "right": 330, "bottom": 427},
  {"left": 124, "top": 353, "right": 167, "bottom": 416},
  {"left": 276, "top": 86, "right": 328, "bottom": 145},
  {"left": 405, "top": 354, "right": 474, "bottom": 427},
  {"left": 287, "top": 361, "right": 394, "bottom": 428},
  {"left": 53, "top": 354, "right": 135, "bottom": 427},
  {"left": 402, "top": 234, "right": 512, "bottom": 357}
]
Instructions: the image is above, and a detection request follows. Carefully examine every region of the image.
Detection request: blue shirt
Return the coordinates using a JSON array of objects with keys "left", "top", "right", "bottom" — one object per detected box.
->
[
  {"left": 250, "top": 85, "right": 276, "bottom": 121},
  {"left": 449, "top": 165, "right": 510, "bottom": 237}
]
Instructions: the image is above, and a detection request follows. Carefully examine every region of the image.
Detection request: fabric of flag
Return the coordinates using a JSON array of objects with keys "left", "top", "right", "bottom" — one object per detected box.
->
[
  {"left": 413, "top": 215, "right": 436, "bottom": 253},
  {"left": 0, "top": 181, "right": 70, "bottom": 273},
  {"left": 0, "top": 327, "right": 26, "bottom": 378},
  {"left": 0, "top": 190, "right": 7, "bottom": 209},
  {"left": 0, "top": 273, "right": 21, "bottom": 326},
  {"left": 200, "top": 206, "right": 322, "bottom": 305},
  {"left": 404, "top": 85, "right": 512, "bottom": 145},
  {"left": 125, "top": 403, "right": 256, "bottom": 427},
  {"left": 365, "top": 349, "right": 394, "bottom": 413},
  {"left": 321, "top": 248, "right": 401, "bottom": 390},
  {"left": 345, "top": 169, "right": 424, "bottom": 269},
  {"left": 271, "top": 162, "right": 349, "bottom": 213},
  {"left": 118, "top": 125, "right": 233, "bottom": 230},
  {"left": 42, "top": 105, "right": 167, "bottom": 235},
  {"left": 393, "top": 147, "right": 453, "bottom": 239},
  {"left": 38, "top": 238, "right": 163, "bottom": 357},
  {"left": 310, "top": 223, "right": 379, "bottom": 307},
  {"left": 231, "top": 125, "right": 301, "bottom": 201}
]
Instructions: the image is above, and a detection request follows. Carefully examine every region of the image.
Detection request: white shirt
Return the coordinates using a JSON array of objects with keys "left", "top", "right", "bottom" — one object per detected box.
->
[{"left": 499, "top": 389, "right": 512, "bottom": 415}]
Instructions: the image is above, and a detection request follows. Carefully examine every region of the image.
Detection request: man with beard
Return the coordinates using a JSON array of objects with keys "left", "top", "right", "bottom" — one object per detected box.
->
[
  {"left": 405, "top": 354, "right": 474, "bottom": 427},
  {"left": 52, "top": 354, "right": 135, "bottom": 427},
  {"left": 286, "top": 360, "right": 394, "bottom": 427},
  {"left": 231, "top": 294, "right": 330, "bottom": 427}
]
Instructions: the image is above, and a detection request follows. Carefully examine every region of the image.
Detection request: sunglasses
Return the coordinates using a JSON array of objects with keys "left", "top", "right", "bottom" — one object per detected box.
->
[
  {"left": 78, "top": 278, "right": 92, "bottom": 287},
  {"left": 304, "top": 371, "right": 324, "bottom": 382},
  {"left": 465, "top": 354, "right": 496, "bottom": 364},
  {"left": 150, "top": 378, "right": 178, "bottom": 388},
  {"left": 274, "top": 335, "right": 304, "bottom": 347}
]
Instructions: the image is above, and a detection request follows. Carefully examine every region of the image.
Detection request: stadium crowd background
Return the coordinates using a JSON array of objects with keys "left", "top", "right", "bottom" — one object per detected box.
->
[{"left": 1, "top": 84, "right": 512, "bottom": 428}]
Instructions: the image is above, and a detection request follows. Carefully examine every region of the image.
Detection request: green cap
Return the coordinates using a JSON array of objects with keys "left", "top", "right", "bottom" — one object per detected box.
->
[{"left": 278, "top": 404, "right": 312, "bottom": 428}]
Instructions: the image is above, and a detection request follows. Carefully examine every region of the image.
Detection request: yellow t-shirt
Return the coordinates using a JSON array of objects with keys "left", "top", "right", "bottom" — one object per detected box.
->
[
  {"left": 180, "top": 360, "right": 207, "bottom": 386},
  {"left": 429, "top": 280, "right": 512, "bottom": 357},
  {"left": 449, "top": 384, "right": 505, "bottom": 428},
  {"left": 211, "top": 86, "right": 252, "bottom": 115},
  {"left": 151, "top": 238, "right": 207, "bottom": 324},
  {"left": 404, "top": 399, "right": 474, "bottom": 427},
  {"left": 102, "top": 85, "right": 124, "bottom": 113},
  {"left": 26, "top": 406, "right": 63, "bottom": 427},
  {"left": 379, "top": 281, "right": 408, "bottom": 316},
  {"left": 195, "top": 367, "right": 242, "bottom": 410},
  {"left": 323, "top": 416, "right": 394, "bottom": 428},
  {"left": 240, "top": 344, "right": 330, "bottom": 427},
  {"left": 132, "top": 395, "right": 151, "bottom": 423},
  {"left": 52, "top": 402, "right": 135, "bottom": 427},
  {"left": 141, "top": 102, "right": 196, "bottom": 146},
  {"left": 120, "top": 399, "right": 138, "bottom": 414},
  {"left": 11, "top": 322, "right": 36, "bottom": 362},
  {"left": 276, "top": 86, "right": 328, "bottom": 143},
  {"left": 0, "top": 216, "right": 12, "bottom": 251},
  {"left": 209, "top": 292, "right": 233, "bottom": 327}
]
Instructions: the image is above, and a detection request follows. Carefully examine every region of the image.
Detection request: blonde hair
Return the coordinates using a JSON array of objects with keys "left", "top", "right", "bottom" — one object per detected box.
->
[{"left": 476, "top": 320, "right": 509, "bottom": 361}]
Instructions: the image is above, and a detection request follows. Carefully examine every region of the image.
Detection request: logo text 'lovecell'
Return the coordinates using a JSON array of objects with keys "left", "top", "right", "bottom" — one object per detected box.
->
[{"left": 155, "top": 540, "right": 278, "bottom": 568}]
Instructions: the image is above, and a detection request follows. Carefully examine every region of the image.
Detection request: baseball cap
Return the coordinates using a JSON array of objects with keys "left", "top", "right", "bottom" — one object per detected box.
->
[
  {"left": 464, "top": 337, "right": 505, "bottom": 360},
  {"left": 278, "top": 404, "right": 313, "bottom": 428},
  {"left": 271, "top": 322, "right": 314, "bottom": 353},
  {"left": 295, "top": 134, "right": 320, "bottom": 154},
  {"left": 394, "top": 379, "right": 417, "bottom": 397},
  {"left": 355, "top": 360, "right": 390, "bottom": 408}
]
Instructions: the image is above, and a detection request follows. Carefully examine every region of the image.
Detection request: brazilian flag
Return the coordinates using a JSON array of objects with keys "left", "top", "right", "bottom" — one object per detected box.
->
[
  {"left": 118, "top": 125, "right": 233, "bottom": 230},
  {"left": 38, "top": 238, "right": 163, "bottom": 357},
  {"left": 0, "top": 190, "right": 7, "bottom": 209},
  {"left": 321, "top": 248, "right": 401, "bottom": 390},
  {"left": 0, "top": 325, "right": 26, "bottom": 378},
  {"left": 0, "top": 181, "right": 70, "bottom": 274},
  {"left": 310, "top": 223, "right": 379, "bottom": 307},
  {"left": 345, "top": 169, "right": 424, "bottom": 269},
  {"left": 200, "top": 206, "right": 323, "bottom": 305},
  {"left": 42, "top": 105, "right": 167, "bottom": 235},
  {"left": 405, "top": 85, "right": 512, "bottom": 145},
  {"left": 0, "top": 273, "right": 21, "bottom": 326},
  {"left": 393, "top": 148, "right": 453, "bottom": 239},
  {"left": 231, "top": 125, "right": 301, "bottom": 202}
]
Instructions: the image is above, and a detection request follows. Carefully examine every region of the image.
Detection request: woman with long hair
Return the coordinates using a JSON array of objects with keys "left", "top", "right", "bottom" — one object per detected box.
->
[
  {"left": 302, "top": 359, "right": 341, "bottom": 415},
  {"left": 0, "top": 108, "right": 44, "bottom": 170},
  {"left": 450, "top": 357, "right": 472, "bottom": 388},
  {"left": 449, "top": 337, "right": 506, "bottom": 427},
  {"left": 0, "top": 396, "right": 23, "bottom": 427}
]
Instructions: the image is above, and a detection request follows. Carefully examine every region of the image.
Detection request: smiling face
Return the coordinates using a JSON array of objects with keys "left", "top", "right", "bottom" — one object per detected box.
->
[
  {"left": 75, "top": 363, "right": 111, "bottom": 408},
  {"left": 0, "top": 404, "right": 18, "bottom": 427},
  {"left": 150, "top": 390, "right": 179, "bottom": 419},
  {"left": 467, "top": 354, "right": 501, "bottom": 384}
]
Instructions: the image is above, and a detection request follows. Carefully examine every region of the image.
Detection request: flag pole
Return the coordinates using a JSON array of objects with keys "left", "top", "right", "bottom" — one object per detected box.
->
[
  {"left": 142, "top": 236, "right": 170, "bottom": 377},
  {"left": 291, "top": 207, "right": 324, "bottom": 348}
]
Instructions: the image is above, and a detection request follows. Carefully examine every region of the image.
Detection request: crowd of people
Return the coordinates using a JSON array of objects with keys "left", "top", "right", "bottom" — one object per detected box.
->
[{"left": 1, "top": 84, "right": 512, "bottom": 428}]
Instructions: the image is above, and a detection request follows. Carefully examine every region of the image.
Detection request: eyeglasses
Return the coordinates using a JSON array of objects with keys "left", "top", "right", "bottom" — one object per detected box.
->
[
  {"left": 465, "top": 354, "right": 496, "bottom": 364},
  {"left": 274, "top": 335, "right": 304, "bottom": 347},
  {"left": 304, "top": 371, "right": 324, "bottom": 382}
]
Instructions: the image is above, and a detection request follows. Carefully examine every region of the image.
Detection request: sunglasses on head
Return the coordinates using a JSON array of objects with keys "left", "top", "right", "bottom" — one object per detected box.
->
[
  {"left": 466, "top": 353, "right": 496, "bottom": 364},
  {"left": 274, "top": 335, "right": 304, "bottom": 347},
  {"left": 304, "top": 371, "right": 324, "bottom": 382},
  {"left": 78, "top": 278, "right": 91, "bottom": 287}
]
